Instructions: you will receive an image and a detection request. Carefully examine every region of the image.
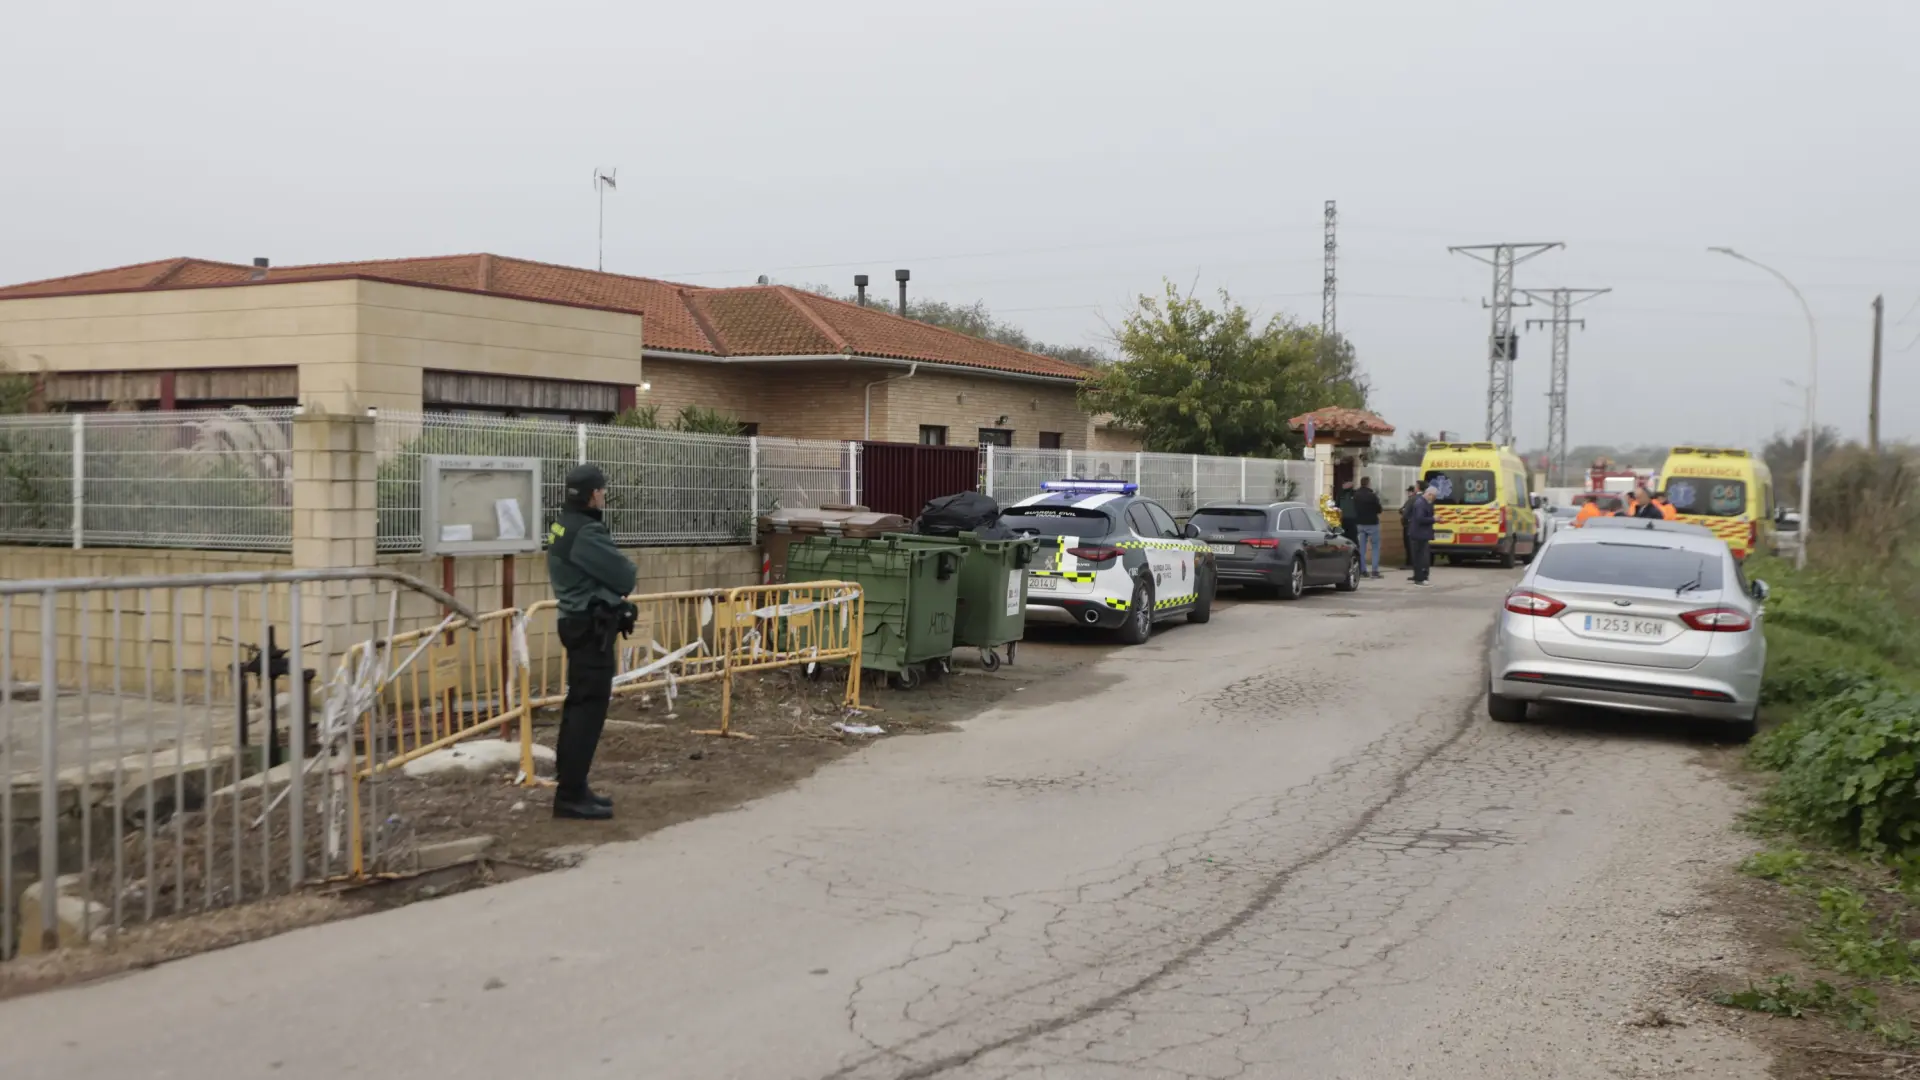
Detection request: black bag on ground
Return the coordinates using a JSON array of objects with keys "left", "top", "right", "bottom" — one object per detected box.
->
[{"left": 915, "top": 491, "right": 1007, "bottom": 538}]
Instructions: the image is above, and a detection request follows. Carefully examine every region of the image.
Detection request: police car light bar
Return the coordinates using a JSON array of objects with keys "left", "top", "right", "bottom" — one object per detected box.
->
[{"left": 1041, "top": 479, "right": 1138, "bottom": 494}]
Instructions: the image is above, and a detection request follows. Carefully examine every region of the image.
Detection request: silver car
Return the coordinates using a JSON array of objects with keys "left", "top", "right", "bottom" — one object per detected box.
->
[{"left": 1486, "top": 517, "right": 1769, "bottom": 737}]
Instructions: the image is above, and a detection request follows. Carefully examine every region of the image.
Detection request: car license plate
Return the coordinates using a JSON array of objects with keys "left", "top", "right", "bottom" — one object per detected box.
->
[
  {"left": 1028, "top": 575, "right": 1059, "bottom": 591},
  {"left": 1581, "top": 614, "right": 1667, "bottom": 638},
  {"left": 1210, "top": 543, "right": 1236, "bottom": 556},
  {"left": 1433, "top": 531, "right": 1453, "bottom": 544}
]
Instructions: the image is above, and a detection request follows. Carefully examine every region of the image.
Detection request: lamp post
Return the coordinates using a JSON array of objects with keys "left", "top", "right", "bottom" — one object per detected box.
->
[{"left": 1708, "top": 247, "right": 1817, "bottom": 569}]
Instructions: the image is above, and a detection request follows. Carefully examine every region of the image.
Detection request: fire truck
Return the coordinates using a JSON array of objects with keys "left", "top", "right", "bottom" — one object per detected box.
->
[{"left": 1587, "top": 458, "right": 1651, "bottom": 494}]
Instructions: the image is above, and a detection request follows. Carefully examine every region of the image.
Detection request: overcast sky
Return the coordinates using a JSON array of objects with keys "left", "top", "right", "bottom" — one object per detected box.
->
[{"left": 5, "top": 0, "right": 1915, "bottom": 453}]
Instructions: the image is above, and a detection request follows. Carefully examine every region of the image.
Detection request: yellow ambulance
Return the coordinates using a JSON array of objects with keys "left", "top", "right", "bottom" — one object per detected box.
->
[
  {"left": 1417, "top": 442, "right": 1538, "bottom": 568},
  {"left": 1656, "top": 447, "right": 1774, "bottom": 561}
]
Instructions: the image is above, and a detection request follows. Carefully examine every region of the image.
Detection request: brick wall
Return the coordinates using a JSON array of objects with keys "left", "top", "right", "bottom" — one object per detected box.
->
[{"left": 877, "top": 370, "right": 1086, "bottom": 448}]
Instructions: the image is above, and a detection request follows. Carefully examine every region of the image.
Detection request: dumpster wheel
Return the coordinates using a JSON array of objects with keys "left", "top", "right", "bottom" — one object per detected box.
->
[
  {"left": 979, "top": 648, "right": 1002, "bottom": 672},
  {"left": 888, "top": 666, "right": 923, "bottom": 691}
]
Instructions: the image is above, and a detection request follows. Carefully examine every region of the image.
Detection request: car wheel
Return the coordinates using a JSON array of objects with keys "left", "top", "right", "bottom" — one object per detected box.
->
[
  {"left": 1280, "top": 557, "right": 1306, "bottom": 601},
  {"left": 1187, "top": 567, "right": 1215, "bottom": 624},
  {"left": 1487, "top": 693, "right": 1528, "bottom": 723},
  {"left": 1723, "top": 707, "right": 1759, "bottom": 743},
  {"left": 1117, "top": 578, "right": 1154, "bottom": 645},
  {"left": 1498, "top": 541, "right": 1517, "bottom": 570},
  {"left": 1334, "top": 555, "right": 1360, "bottom": 592}
]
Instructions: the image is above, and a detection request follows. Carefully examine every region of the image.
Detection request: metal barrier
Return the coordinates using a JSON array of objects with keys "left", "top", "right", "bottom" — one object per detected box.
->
[
  {"left": 2, "top": 572, "right": 859, "bottom": 960},
  {"left": 1, "top": 568, "right": 474, "bottom": 959}
]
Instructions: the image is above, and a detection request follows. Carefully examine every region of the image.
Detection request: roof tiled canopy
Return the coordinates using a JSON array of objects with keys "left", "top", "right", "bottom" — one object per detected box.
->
[
  {"left": 1287, "top": 406, "right": 1395, "bottom": 437},
  {"left": 0, "top": 254, "right": 1092, "bottom": 382}
]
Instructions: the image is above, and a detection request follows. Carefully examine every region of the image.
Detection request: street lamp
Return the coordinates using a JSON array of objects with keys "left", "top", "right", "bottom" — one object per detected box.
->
[{"left": 1708, "top": 247, "right": 1817, "bottom": 569}]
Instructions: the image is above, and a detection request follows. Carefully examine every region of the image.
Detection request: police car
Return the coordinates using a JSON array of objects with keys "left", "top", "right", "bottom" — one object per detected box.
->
[{"left": 1005, "top": 480, "right": 1216, "bottom": 644}]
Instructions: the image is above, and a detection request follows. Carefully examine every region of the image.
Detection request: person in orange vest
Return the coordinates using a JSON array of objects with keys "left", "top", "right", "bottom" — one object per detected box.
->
[
  {"left": 1572, "top": 494, "right": 1606, "bottom": 528},
  {"left": 1619, "top": 488, "right": 1663, "bottom": 520},
  {"left": 1652, "top": 491, "right": 1679, "bottom": 520}
]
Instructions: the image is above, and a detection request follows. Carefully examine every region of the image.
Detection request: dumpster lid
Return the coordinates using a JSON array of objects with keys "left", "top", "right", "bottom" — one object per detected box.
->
[{"left": 759, "top": 507, "right": 909, "bottom": 538}]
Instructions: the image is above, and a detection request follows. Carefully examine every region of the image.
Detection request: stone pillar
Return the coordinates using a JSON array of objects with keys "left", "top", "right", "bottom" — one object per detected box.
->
[{"left": 291, "top": 412, "right": 379, "bottom": 663}]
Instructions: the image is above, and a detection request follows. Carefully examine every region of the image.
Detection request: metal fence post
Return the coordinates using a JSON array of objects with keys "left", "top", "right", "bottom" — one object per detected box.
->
[
  {"left": 1191, "top": 455, "right": 1199, "bottom": 509},
  {"left": 288, "top": 584, "right": 306, "bottom": 887},
  {"left": 575, "top": 424, "right": 587, "bottom": 466},
  {"left": 845, "top": 442, "right": 858, "bottom": 505},
  {"left": 38, "top": 587, "right": 58, "bottom": 952},
  {"left": 984, "top": 444, "right": 996, "bottom": 498},
  {"left": 747, "top": 436, "right": 760, "bottom": 525},
  {"left": 1134, "top": 451, "right": 1144, "bottom": 489},
  {"left": 71, "top": 414, "right": 84, "bottom": 549},
  {"left": 1240, "top": 458, "right": 1247, "bottom": 501},
  {"left": 1064, "top": 448, "right": 1073, "bottom": 480}
]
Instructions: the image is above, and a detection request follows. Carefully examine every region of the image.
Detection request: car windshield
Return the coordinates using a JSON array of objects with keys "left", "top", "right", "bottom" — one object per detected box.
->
[
  {"left": 1190, "top": 508, "right": 1269, "bottom": 534},
  {"left": 1536, "top": 542, "right": 1725, "bottom": 591},
  {"left": 1002, "top": 506, "right": 1117, "bottom": 539},
  {"left": 1422, "top": 469, "right": 1496, "bottom": 505},
  {"left": 1664, "top": 476, "right": 1747, "bottom": 517}
]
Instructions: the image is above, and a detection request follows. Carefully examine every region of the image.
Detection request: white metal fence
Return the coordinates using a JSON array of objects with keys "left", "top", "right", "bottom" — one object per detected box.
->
[
  {"left": 983, "top": 447, "right": 1323, "bottom": 511},
  {"left": 373, "top": 412, "right": 858, "bottom": 552},
  {"left": 0, "top": 408, "right": 294, "bottom": 551}
]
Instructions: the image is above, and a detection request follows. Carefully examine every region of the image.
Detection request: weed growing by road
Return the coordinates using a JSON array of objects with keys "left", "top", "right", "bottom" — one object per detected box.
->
[{"left": 1740, "top": 847, "right": 1811, "bottom": 882}]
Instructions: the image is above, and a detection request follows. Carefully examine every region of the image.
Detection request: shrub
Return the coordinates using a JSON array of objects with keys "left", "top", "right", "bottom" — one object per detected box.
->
[{"left": 1755, "top": 686, "right": 1920, "bottom": 856}]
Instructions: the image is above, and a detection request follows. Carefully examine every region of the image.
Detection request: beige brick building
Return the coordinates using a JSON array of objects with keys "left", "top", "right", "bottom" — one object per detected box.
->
[{"left": 0, "top": 253, "right": 1141, "bottom": 450}]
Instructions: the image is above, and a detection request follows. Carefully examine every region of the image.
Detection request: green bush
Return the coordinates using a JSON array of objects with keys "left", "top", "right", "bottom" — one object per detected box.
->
[
  {"left": 1755, "top": 686, "right": 1920, "bottom": 856},
  {"left": 1762, "top": 622, "right": 1902, "bottom": 706}
]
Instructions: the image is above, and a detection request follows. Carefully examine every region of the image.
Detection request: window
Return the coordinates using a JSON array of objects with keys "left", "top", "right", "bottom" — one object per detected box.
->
[
  {"left": 739, "top": 422, "right": 760, "bottom": 437},
  {"left": 1144, "top": 503, "right": 1181, "bottom": 539},
  {"left": 1665, "top": 477, "right": 1748, "bottom": 517},
  {"left": 1421, "top": 469, "right": 1496, "bottom": 505},
  {"left": 1038, "top": 431, "right": 1064, "bottom": 449},
  {"left": 919, "top": 425, "right": 948, "bottom": 446},
  {"left": 1002, "top": 506, "right": 1117, "bottom": 539},
  {"left": 1282, "top": 508, "right": 1314, "bottom": 532},
  {"left": 1190, "top": 508, "right": 1268, "bottom": 534},
  {"left": 1304, "top": 508, "right": 1333, "bottom": 532},
  {"left": 1536, "top": 542, "right": 1724, "bottom": 591},
  {"left": 978, "top": 428, "right": 1014, "bottom": 447},
  {"left": 1126, "top": 505, "right": 1157, "bottom": 537}
]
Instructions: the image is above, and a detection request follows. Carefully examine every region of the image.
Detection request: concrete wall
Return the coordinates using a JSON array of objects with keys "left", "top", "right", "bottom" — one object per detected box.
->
[{"left": 0, "top": 279, "right": 647, "bottom": 415}]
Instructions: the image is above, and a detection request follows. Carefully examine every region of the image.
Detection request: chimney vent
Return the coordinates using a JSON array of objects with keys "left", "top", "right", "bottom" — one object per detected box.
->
[
  {"left": 894, "top": 268, "right": 910, "bottom": 316},
  {"left": 854, "top": 274, "right": 869, "bottom": 306},
  {"left": 251, "top": 257, "right": 269, "bottom": 281}
]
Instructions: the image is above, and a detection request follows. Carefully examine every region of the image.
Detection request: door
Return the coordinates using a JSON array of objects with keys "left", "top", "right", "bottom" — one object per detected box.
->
[
  {"left": 1301, "top": 506, "right": 1342, "bottom": 580},
  {"left": 1143, "top": 502, "right": 1195, "bottom": 604},
  {"left": 1279, "top": 507, "right": 1323, "bottom": 581}
]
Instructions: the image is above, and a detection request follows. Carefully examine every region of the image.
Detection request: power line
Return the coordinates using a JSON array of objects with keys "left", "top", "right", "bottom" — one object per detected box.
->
[
  {"left": 1448, "top": 242, "right": 1563, "bottom": 447},
  {"left": 1521, "top": 288, "right": 1611, "bottom": 487}
]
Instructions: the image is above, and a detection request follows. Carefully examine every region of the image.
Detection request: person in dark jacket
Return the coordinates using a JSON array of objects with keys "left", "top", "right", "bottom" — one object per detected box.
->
[
  {"left": 545, "top": 463, "right": 639, "bottom": 821},
  {"left": 1349, "top": 477, "right": 1385, "bottom": 578},
  {"left": 1399, "top": 485, "right": 1421, "bottom": 569},
  {"left": 1619, "top": 487, "right": 1663, "bottom": 520},
  {"left": 1336, "top": 481, "right": 1359, "bottom": 546},
  {"left": 1405, "top": 485, "right": 1437, "bottom": 586}
]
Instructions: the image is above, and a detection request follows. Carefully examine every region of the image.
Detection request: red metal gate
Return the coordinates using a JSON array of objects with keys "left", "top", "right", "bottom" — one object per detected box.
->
[{"left": 859, "top": 442, "right": 980, "bottom": 519}]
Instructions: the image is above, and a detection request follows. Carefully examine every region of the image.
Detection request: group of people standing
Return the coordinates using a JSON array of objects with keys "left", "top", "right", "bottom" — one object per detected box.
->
[{"left": 1573, "top": 488, "right": 1676, "bottom": 526}]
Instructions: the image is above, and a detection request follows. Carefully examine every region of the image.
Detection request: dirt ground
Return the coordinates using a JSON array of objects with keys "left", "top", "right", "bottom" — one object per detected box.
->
[{"left": 1687, "top": 743, "right": 1920, "bottom": 1080}]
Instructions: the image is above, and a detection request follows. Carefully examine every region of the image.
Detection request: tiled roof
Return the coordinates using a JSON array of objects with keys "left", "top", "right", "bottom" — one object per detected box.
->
[
  {"left": 0, "top": 254, "right": 1093, "bottom": 381},
  {"left": 1288, "top": 406, "right": 1395, "bottom": 436}
]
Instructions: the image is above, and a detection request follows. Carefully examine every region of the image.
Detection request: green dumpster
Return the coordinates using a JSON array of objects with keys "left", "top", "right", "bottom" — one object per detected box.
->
[
  {"left": 787, "top": 535, "right": 968, "bottom": 689},
  {"left": 887, "top": 533, "right": 1037, "bottom": 670}
]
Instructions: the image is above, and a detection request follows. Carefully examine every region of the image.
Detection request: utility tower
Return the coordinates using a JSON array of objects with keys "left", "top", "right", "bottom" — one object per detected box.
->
[
  {"left": 1521, "top": 287, "right": 1610, "bottom": 487},
  {"left": 1448, "top": 242, "right": 1563, "bottom": 446},
  {"left": 1322, "top": 200, "right": 1337, "bottom": 339}
]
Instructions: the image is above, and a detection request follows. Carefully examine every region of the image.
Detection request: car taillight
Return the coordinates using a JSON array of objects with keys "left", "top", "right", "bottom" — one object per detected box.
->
[
  {"left": 1067, "top": 545, "right": 1122, "bottom": 564},
  {"left": 1681, "top": 607, "right": 1753, "bottom": 632},
  {"left": 1504, "top": 589, "right": 1566, "bottom": 617},
  {"left": 1499, "top": 506, "right": 1509, "bottom": 532},
  {"left": 1240, "top": 538, "right": 1279, "bottom": 548},
  {"left": 1747, "top": 520, "right": 1758, "bottom": 549}
]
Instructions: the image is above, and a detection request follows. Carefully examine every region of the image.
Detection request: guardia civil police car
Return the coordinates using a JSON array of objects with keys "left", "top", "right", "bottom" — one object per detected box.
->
[{"left": 1005, "top": 481, "right": 1216, "bottom": 644}]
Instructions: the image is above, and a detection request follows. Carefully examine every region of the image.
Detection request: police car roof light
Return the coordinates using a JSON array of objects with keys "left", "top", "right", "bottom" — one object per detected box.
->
[{"left": 1041, "top": 479, "right": 1138, "bottom": 494}]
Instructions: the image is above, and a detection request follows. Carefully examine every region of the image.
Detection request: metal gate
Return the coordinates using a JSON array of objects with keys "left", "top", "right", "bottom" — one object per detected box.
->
[{"left": 858, "top": 442, "right": 979, "bottom": 519}]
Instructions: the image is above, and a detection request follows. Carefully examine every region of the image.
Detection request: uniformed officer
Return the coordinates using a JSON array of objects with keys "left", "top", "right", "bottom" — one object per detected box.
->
[{"left": 546, "top": 463, "right": 638, "bottom": 820}]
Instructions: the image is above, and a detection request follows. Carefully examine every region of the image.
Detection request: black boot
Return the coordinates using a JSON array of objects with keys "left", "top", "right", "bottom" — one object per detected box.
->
[
  {"left": 553, "top": 793, "right": 613, "bottom": 820},
  {"left": 587, "top": 788, "right": 613, "bottom": 808}
]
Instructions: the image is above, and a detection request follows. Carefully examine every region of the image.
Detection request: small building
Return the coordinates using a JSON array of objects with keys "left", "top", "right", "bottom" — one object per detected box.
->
[
  {"left": 0, "top": 254, "right": 1141, "bottom": 451},
  {"left": 1289, "top": 406, "right": 1396, "bottom": 495}
]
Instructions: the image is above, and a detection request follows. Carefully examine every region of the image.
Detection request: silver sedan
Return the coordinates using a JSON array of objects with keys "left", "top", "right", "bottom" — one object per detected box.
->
[{"left": 1486, "top": 517, "right": 1769, "bottom": 738}]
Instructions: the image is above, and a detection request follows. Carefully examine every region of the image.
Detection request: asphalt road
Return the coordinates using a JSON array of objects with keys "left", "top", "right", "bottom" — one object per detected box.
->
[{"left": 1, "top": 569, "right": 1768, "bottom": 1078}]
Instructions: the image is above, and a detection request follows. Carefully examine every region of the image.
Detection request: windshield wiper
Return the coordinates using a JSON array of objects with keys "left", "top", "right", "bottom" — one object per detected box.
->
[{"left": 1675, "top": 557, "right": 1707, "bottom": 596}]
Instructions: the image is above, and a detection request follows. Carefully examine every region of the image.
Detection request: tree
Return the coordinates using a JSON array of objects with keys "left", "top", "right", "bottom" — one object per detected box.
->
[
  {"left": 1380, "top": 431, "right": 1433, "bottom": 466},
  {"left": 1077, "top": 282, "right": 1369, "bottom": 457},
  {"left": 1764, "top": 425, "right": 1843, "bottom": 501},
  {"left": 799, "top": 285, "right": 1109, "bottom": 368}
]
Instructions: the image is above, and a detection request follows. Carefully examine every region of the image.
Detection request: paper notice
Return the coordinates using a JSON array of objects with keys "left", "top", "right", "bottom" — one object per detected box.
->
[
  {"left": 439, "top": 524, "right": 474, "bottom": 544},
  {"left": 495, "top": 498, "right": 526, "bottom": 541}
]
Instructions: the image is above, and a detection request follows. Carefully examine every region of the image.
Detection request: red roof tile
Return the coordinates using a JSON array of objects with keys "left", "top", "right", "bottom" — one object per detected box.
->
[
  {"left": 1288, "top": 407, "right": 1395, "bottom": 436},
  {"left": 0, "top": 254, "right": 1092, "bottom": 381}
]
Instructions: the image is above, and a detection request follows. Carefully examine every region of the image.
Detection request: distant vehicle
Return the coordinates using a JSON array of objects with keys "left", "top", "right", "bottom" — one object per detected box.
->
[
  {"left": 1186, "top": 502, "right": 1361, "bottom": 599},
  {"left": 1487, "top": 517, "right": 1769, "bottom": 739},
  {"left": 1771, "top": 509, "right": 1803, "bottom": 560},
  {"left": 1004, "top": 481, "right": 1215, "bottom": 644},
  {"left": 1657, "top": 446, "right": 1776, "bottom": 561},
  {"left": 1541, "top": 504, "right": 1582, "bottom": 542},
  {"left": 1418, "top": 442, "right": 1539, "bottom": 568}
]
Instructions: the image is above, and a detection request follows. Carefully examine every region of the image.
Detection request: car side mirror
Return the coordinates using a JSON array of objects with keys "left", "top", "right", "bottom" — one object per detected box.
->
[
  {"left": 1184, "top": 522, "right": 1199, "bottom": 538},
  {"left": 1751, "top": 579, "right": 1770, "bottom": 602}
]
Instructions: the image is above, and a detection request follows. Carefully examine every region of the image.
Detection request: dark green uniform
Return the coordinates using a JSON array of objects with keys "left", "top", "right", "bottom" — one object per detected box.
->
[{"left": 546, "top": 486, "right": 637, "bottom": 810}]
